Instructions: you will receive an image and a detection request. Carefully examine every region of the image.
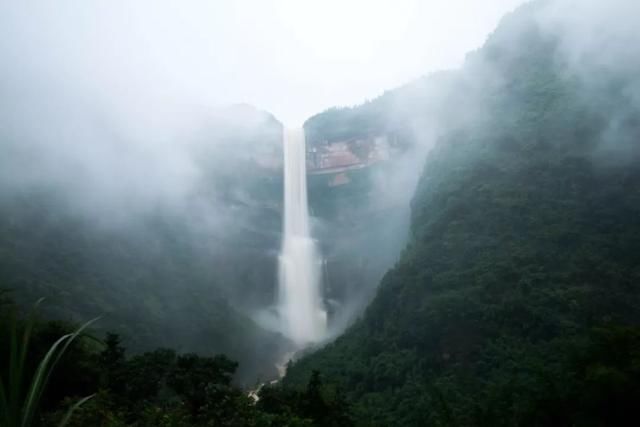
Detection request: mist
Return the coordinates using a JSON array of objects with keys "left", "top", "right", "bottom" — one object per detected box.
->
[
  {"left": 0, "top": 3, "right": 292, "bottom": 383},
  {"left": 0, "top": 0, "right": 525, "bottom": 363},
  {"left": 0, "top": 0, "right": 530, "bottom": 227},
  {"left": 4, "top": 0, "right": 632, "bottom": 222},
  {"left": 294, "top": 0, "right": 640, "bottom": 344}
]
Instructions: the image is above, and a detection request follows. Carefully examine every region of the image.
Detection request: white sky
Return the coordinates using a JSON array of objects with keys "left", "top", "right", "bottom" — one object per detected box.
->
[{"left": 1, "top": 0, "right": 526, "bottom": 126}]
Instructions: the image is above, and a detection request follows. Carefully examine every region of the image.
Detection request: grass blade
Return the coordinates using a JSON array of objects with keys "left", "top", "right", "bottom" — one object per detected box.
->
[
  {"left": 14, "top": 298, "right": 45, "bottom": 422},
  {"left": 20, "top": 316, "right": 101, "bottom": 427},
  {"left": 57, "top": 394, "right": 95, "bottom": 427},
  {"left": 8, "top": 306, "right": 21, "bottom": 426},
  {"left": 20, "top": 333, "right": 72, "bottom": 427},
  {"left": 0, "top": 375, "right": 10, "bottom": 427}
]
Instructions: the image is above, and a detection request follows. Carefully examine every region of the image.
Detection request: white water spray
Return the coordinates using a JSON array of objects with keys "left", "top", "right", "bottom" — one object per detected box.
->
[{"left": 278, "top": 128, "right": 327, "bottom": 346}]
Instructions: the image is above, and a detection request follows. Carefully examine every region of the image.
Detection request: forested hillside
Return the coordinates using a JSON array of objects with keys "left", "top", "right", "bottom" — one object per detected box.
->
[
  {"left": 0, "top": 295, "right": 356, "bottom": 426},
  {"left": 285, "top": 1, "right": 640, "bottom": 425},
  {"left": 0, "top": 106, "right": 290, "bottom": 383}
]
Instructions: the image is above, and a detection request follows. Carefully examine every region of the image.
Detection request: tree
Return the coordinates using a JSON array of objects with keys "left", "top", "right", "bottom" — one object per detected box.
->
[{"left": 99, "top": 333, "right": 126, "bottom": 393}]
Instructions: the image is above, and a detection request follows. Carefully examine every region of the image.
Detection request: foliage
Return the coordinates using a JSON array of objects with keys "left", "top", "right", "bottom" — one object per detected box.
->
[
  {"left": 258, "top": 371, "right": 353, "bottom": 427},
  {"left": 0, "top": 300, "right": 98, "bottom": 427},
  {"left": 1, "top": 296, "right": 354, "bottom": 426},
  {"left": 285, "top": 2, "right": 640, "bottom": 426}
]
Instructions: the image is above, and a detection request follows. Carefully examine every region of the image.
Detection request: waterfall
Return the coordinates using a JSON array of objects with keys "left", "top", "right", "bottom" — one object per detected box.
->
[{"left": 278, "top": 128, "right": 327, "bottom": 346}]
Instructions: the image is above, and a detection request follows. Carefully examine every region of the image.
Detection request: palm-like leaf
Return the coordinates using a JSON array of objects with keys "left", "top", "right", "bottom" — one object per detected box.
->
[{"left": 0, "top": 299, "right": 100, "bottom": 427}]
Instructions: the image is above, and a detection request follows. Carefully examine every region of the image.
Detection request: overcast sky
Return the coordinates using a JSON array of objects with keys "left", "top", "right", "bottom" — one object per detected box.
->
[{"left": 1, "top": 0, "right": 526, "bottom": 126}]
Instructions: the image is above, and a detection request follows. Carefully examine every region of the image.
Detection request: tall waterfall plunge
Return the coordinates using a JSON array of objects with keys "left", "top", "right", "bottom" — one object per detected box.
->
[{"left": 278, "top": 128, "right": 327, "bottom": 346}]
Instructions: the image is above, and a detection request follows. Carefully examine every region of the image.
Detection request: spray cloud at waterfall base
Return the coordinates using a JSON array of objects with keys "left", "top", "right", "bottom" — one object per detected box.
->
[{"left": 278, "top": 128, "right": 327, "bottom": 347}]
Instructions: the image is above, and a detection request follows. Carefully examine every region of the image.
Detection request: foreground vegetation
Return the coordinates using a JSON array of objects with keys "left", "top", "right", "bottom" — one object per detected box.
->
[{"left": 0, "top": 296, "right": 353, "bottom": 427}]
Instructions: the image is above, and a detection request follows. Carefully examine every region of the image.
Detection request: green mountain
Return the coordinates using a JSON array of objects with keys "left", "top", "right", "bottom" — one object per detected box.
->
[{"left": 285, "top": 2, "right": 640, "bottom": 425}]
